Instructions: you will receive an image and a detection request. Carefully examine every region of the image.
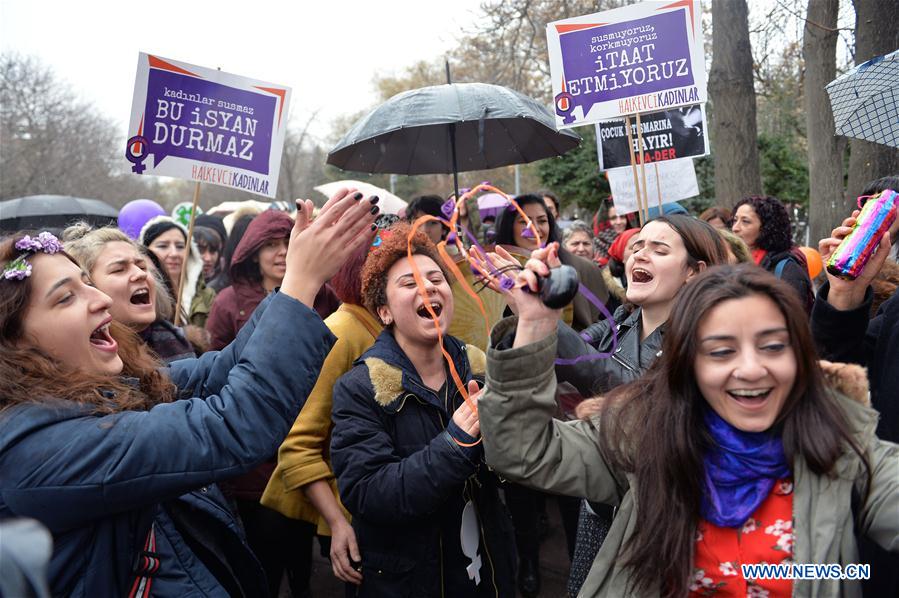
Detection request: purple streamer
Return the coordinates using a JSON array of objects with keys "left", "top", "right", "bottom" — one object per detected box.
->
[
  {"left": 441, "top": 199, "right": 456, "bottom": 218},
  {"left": 438, "top": 200, "right": 615, "bottom": 364},
  {"left": 459, "top": 223, "right": 504, "bottom": 281},
  {"left": 553, "top": 283, "right": 619, "bottom": 365}
]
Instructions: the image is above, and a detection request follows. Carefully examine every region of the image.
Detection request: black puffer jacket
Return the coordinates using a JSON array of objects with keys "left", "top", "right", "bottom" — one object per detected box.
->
[
  {"left": 811, "top": 283, "right": 899, "bottom": 598},
  {"left": 761, "top": 249, "right": 814, "bottom": 313},
  {"left": 812, "top": 282, "right": 899, "bottom": 443},
  {"left": 330, "top": 331, "right": 516, "bottom": 598}
]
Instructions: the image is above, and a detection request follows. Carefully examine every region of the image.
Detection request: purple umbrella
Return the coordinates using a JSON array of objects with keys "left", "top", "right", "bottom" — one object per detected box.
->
[{"left": 477, "top": 193, "right": 510, "bottom": 220}]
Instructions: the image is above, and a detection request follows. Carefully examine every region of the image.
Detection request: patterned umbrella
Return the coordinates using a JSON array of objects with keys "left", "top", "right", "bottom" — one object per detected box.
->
[{"left": 826, "top": 49, "right": 899, "bottom": 148}]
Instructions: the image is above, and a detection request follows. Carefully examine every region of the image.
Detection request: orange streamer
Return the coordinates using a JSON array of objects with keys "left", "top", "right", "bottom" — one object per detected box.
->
[{"left": 405, "top": 184, "right": 538, "bottom": 448}]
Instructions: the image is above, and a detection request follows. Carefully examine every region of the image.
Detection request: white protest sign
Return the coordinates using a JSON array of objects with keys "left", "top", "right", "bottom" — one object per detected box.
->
[
  {"left": 606, "top": 158, "right": 698, "bottom": 215},
  {"left": 547, "top": 0, "right": 707, "bottom": 128},
  {"left": 126, "top": 53, "right": 291, "bottom": 198}
]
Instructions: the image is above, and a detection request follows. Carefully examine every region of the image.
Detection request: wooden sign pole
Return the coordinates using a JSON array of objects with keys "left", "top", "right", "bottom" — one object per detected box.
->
[
  {"left": 173, "top": 182, "right": 201, "bottom": 327},
  {"left": 624, "top": 115, "right": 645, "bottom": 227},
  {"left": 634, "top": 111, "right": 650, "bottom": 223}
]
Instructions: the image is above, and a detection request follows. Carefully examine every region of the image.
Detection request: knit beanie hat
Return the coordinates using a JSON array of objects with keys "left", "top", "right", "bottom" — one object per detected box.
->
[{"left": 141, "top": 218, "right": 186, "bottom": 247}]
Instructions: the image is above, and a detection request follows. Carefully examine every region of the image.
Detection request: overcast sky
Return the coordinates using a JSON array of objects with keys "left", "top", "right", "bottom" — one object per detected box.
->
[{"left": 0, "top": 0, "right": 483, "bottom": 143}]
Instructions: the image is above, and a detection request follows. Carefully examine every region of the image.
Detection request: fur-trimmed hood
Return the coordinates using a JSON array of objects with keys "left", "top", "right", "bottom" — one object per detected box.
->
[
  {"left": 328, "top": 319, "right": 518, "bottom": 597},
  {"left": 820, "top": 360, "right": 869, "bottom": 407},
  {"left": 357, "top": 330, "right": 485, "bottom": 409}
]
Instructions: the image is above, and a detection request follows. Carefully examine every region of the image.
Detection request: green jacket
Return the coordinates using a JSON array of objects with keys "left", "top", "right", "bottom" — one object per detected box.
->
[
  {"left": 479, "top": 319, "right": 899, "bottom": 597},
  {"left": 189, "top": 278, "right": 216, "bottom": 329}
]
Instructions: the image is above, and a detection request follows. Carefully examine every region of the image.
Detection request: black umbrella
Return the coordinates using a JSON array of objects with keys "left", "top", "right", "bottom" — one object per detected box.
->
[
  {"left": 327, "top": 80, "right": 581, "bottom": 198},
  {"left": 0, "top": 195, "right": 119, "bottom": 232}
]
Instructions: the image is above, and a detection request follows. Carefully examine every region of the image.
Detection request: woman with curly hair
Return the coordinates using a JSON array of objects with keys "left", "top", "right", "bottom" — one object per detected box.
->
[
  {"left": 329, "top": 223, "right": 516, "bottom": 597},
  {"left": 732, "top": 195, "right": 813, "bottom": 311}
]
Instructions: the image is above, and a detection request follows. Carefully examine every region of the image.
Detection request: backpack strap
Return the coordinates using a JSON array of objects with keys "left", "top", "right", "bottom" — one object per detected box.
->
[
  {"left": 129, "top": 523, "right": 160, "bottom": 598},
  {"left": 774, "top": 257, "right": 790, "bottom": 279}
]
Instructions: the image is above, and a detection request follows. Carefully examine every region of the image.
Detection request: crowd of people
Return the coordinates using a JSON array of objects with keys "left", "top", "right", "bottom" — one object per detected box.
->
[{"left": 0, "top": 178, "right": 897, "bottom": 598}]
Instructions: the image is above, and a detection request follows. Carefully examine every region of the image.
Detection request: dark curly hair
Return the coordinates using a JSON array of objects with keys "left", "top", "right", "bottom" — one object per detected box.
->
[
  {"left": 732, "top": 195, "right": 793, "bottom": 253},
  {"left": 360, "top": 222, "right": 452, "bottom": 324}
]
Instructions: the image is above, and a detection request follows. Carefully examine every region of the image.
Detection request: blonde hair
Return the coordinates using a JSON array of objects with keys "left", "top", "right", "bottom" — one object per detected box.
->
[
  {"left": 63, "top": 222, "right": 172, "bottom": 322},
  {"left": 62, "top": 222, "right": 135, "bottom": 273}
]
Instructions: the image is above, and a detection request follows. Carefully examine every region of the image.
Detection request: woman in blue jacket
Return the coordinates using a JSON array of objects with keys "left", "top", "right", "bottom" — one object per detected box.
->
[
  {"left": 330, "top": 224, "right": 516, "bottom": 597},
  {"left": 0, "top": 190, "right": 378, "bottom": 596}
]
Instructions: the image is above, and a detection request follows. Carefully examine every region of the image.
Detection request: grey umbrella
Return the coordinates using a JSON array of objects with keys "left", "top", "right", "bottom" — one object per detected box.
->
[
  {"left": 327, "top": 82, "right": 581, "bottom": 196},
  {"left": 0, "top": 195, "right": 119, "bottom": 232},
  {"left": 826, "top": 49, "right": 899, "bottom": 148}
]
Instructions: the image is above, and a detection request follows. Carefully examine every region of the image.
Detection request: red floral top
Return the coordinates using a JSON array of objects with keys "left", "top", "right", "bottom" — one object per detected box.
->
[{"left": 690, "top": 479, "right": 794, "bottom": 597}]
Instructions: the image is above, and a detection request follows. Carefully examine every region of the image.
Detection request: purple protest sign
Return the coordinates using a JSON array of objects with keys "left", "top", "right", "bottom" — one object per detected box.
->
[
  {"left": 127, "top": 53, "right": 291, "bottom": 198},
  {"left": 547, "top": 0, "right": 707, "bottom": 128},
  {"left": 560, "top": 11, "right": 691, "bottom": 104},
  {"left": 144, "top": 68, "right": 274, "bottom": 175}
]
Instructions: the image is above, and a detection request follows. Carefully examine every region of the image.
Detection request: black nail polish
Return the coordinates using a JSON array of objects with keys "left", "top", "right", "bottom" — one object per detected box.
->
[
  {"left": 369, "top": 196, "right": 379, "bottom": 205},
  {"left": 370, "top": 223, "right": 377, "bottom": 231},
  {"left": 370, "top": 206, "right": 379, "bottom": 215},
  {"left": 353, "top": 192, "right": 363, "bottom": 201}
]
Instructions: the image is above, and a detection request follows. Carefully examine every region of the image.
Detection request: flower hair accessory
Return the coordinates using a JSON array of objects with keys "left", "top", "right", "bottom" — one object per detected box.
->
[
  {"left": 369, "top": 228, "right": 394, "bottom": 253},
  {"left": 2, "top": 232, "right": 63, "bottom": 281}
]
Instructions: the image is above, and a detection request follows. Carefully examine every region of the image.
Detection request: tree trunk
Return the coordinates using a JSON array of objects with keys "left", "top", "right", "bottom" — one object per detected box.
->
[
  {"left": 708, "top": 0, "right": 762, "bottom": 208},
  {"left": 804, "top": 0, "right": 848, "bottom": 246},
  {"left": 846, "top": 0, "right": 899, "bottom": 200}
]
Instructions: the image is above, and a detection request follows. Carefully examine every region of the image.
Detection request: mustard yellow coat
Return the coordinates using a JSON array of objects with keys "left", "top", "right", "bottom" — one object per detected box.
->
[{"left": 261, "top": 303, "right": 382, "bottom": 535}]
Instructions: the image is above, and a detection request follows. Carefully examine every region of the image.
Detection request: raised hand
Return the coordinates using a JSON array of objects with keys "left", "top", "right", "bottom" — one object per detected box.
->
[
  {"left": 281, "top": 188, "right": 378, "bottom": 307},
  {"left": 511, "top": 243, "right": 564, "bottom": 348},
  {"left": 470, "top": 245, "right": 521, "bottom": 312},
  {"left": 819, "top": 209, "right": 892, "bottom": 310}
]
